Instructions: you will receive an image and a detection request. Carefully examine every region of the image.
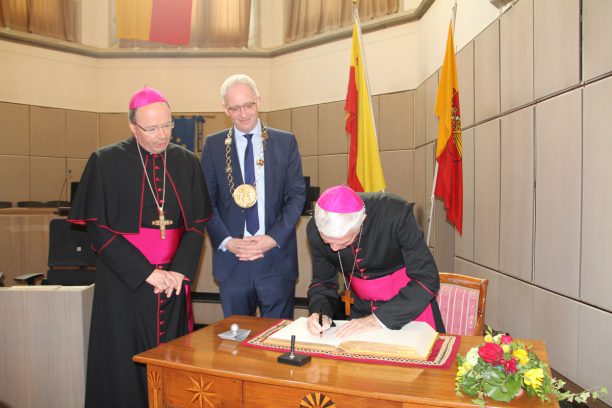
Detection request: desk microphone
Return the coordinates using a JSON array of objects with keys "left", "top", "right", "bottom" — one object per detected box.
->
[{"left": 277, "top": 335, "right": 311, "bottom": 366}]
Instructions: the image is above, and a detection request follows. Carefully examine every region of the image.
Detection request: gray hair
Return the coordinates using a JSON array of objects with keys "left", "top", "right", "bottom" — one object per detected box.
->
[
  {"left": 221, "top": 74, "right": 259, "bottom": 104},
  {"left": 314, "top": 204, "right": 366, "bottom": 239}
]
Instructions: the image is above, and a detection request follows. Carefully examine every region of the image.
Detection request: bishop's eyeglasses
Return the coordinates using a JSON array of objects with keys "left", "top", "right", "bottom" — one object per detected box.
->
[{"left": 135, "top": 121, "right": 175, "bottom": 134}]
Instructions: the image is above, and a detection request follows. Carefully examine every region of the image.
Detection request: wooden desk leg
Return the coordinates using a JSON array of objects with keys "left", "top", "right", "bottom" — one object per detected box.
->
[{"left": 147, "top": 365, "right": 164, "bottom": 408}]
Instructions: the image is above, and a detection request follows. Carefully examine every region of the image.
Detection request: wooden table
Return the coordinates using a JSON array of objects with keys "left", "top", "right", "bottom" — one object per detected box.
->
[{"left": 134, "top": 316, "right": 559, "bottom": 408}]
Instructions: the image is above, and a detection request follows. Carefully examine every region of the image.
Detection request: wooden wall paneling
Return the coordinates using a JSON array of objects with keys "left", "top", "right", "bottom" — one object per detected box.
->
[
  {"left": 425, "top": 143, "right": 435, "bottom": 246},
  {"left": 30, "top": 156, "right": 67, "bottom": 202},
  {"left": 532, "top": 287, "right": 580, "bottom": 381},
  {"left": 300, "top": 156, "right": 319, "bottom": 187},
  {"left": 66, "top": 110, "right": 99, "bottom": 159},
  {"left": 0, "top": 102, "right": 29, "bottom": 155},
  {"left": 29, "top": 106, "right": 66, "bottom": 158},
  {"left": 473, "top": 119, "right": 500, "bottom": 270},
  {"left": 200, "top": 113, "right": 231, "bottom": 137},
  {"left": 379, "top": 150, "right": 414, "bottom": 203},
  {"left": 291, "top": 105, "right": 318, "bottom": 157},
  {"left": 534, "top": 90, "right": 581, "bottom": 299},
  {"left": 266, "top": 109, "right": 291, "bottom": 132},
  {"left": 412, "top": 146, "right": 426, "bottom": 231},
  {"left": 379, "top": 91, "right": 414, "bottom": 151},
  {"left": 414, "top": 83, "right": 426, "bottom": 148},
  {"left": 318, "top": 154, "right": 347, "bottom": 191},
  {"left": 499, "top": 107, "right": 534, "bottom": 282},
  {"left": 66, "top": 158, "right": 88, "bottom": 197},
  {"left": 496, "top": 273, "right": 533, "bottom": 338},
  {"left": 99, "top": 113, "right": 128, "bottom": 148},
  {"left": 581, "top": 77, "right": 612, "bottom": 312},
  {"left": 577, "top": 305, "right": 612, "bottom": 406},
  {"left": 318, "top": 102, "right": 347, "bottom": 155},
  {"left": 456, "top": 42, "right": 474, "bottom": 129},
  {"left": 581, "top": 0, "right": 612, "bottom": 82},
  {"left": 0, "top": 155, "right": 30, "bottom": 204},
  {"left": 500, "top": 0, "right": 534, "bottom": 112},
  {"left": 454, "top": 128, "right": 474, "bottom": 261},
  {"left": 474, "top": 20, "right": 500, "bottom": 123},
  {"left": 424, "top": 71, "right": 439, "bottom": 145},
  {"left": 533, "top": 0, "right": 580, "bottom": 99}
]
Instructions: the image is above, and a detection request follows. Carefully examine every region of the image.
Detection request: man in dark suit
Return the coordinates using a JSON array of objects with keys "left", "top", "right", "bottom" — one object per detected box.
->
[{"left": 201, "top": 74, "right": 305, "bottom": 319}]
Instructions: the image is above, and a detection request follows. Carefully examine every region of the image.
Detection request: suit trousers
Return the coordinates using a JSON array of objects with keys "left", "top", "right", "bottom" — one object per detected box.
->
[{"left": 219, "top": 257, "right": 296, "bottom": 319}]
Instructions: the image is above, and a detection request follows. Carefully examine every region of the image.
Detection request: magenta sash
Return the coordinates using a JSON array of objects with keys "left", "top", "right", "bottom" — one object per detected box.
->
[
  {"left": 349, "top": 267, "right": 436, "bottom": 329},
  {"left": 123, "top": 227, "right": 182, "bottom": 265}
]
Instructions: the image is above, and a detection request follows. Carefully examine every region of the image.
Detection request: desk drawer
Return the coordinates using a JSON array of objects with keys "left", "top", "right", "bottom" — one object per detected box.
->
[
  {"left": 149, "top": 366, "right": 242, "bottom": 407},
  {"left": 243, "top": 382, "right": 401, "bottom": 407}
]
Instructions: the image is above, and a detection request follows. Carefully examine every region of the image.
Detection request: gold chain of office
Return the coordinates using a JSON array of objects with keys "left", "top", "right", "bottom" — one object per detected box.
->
[{"left": 225, "top": 125, "right": 268, "bottom": 209}]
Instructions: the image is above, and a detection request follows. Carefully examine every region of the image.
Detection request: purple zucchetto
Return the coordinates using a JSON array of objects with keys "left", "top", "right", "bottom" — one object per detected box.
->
[
  {"left": 128, "top": 87, "right": 167, "bottom": 110},
  {"left": 316, "top": 185, "right": 364, "bottom": 214}
]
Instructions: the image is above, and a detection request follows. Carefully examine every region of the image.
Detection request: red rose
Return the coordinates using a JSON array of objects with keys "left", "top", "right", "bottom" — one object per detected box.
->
[
  {"left": 500, "top": 334, "right": 513, "bottom": 345},
  {"left": 502, "top": 357, "right": 518, "bottom": 373},
  {"left": 478, "top": 342, "right": 504, "bottom": 365}
]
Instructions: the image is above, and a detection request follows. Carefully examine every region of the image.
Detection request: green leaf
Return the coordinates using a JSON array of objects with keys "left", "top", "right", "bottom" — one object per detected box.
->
[
  {"left": 472, "top": 398, "right": 486, "bottom": 408},
  {"left": 483, "top": 376, "right": 521, "bottom": 403}
]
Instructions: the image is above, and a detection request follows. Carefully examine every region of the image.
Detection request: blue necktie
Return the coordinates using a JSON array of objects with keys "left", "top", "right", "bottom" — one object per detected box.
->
[{"left": 243, "top": 134, "right": 259, "bottom": 235}]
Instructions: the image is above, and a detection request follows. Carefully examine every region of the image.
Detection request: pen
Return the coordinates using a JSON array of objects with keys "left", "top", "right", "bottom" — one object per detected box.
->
[{"left": 319, "top": 306, "right": 324, "bottom": 339}]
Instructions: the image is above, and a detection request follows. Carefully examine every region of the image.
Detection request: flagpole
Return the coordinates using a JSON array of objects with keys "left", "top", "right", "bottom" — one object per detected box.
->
[{"left": 426, "top": 0, "right": 458, "bottom": 246}]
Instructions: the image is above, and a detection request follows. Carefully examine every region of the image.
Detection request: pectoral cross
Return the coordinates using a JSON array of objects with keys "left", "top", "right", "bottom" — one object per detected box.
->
[
  {"left": 152, "top": 208, "right": 173, "bottom": 239},
  {"left": 341, "top": 290, "right": 354, "bottom": 317}
]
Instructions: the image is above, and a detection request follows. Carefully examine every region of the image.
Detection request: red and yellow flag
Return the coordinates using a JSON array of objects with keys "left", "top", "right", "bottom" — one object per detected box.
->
[
  {"left": 345, "top": 22, "right": 386, "bottom": 192},
  {"left": 434, "top": 22, "right": 463, "bottom": 234}
]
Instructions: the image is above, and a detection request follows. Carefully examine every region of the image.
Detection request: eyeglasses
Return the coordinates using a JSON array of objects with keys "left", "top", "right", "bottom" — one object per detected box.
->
[
  {"left": 226, "top": 101, "right": 257, "bottom": 113},
  {"left": 135, "top": 121, "right": 174, "bottom": 134}
]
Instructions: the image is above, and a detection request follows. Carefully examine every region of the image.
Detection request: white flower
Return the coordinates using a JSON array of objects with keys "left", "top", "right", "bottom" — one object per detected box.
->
[{"left": 466, "top": 347, "right": 479, "bottom": 366}]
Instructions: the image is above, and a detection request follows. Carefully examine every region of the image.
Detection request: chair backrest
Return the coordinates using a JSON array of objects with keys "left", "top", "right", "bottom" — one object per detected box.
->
[
  {"left": 48, "top": 219, "right": 96, "bottom": 267},
  {"left": 436, "top": 272, "right": 488, "bottom": 336},
  {"left": 45, "top": 219, "right": 96, "bottom": 286}
]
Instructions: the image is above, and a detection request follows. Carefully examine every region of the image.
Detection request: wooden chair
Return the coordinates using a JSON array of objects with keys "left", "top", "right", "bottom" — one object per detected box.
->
[{"left": 436, "top": 272, "right": 488, "bottom": 336}]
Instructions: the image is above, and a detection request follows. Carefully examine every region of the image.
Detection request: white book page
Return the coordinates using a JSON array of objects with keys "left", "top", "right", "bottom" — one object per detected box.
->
[
  {"left": 267, "top": 316, "right": 436, "bottom": 355},
  {"left": 268, "top": 317, "right": 349, "bottom": 347}
]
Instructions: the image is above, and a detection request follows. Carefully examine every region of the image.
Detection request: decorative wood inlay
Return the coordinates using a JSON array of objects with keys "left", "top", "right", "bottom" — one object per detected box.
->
[
  {"left": 186, "top": 375, "right": 218, "bottom": 408},
  {"left": 299, "top": 392, "right": 336, "bottom": 408},
  {"left": 147, "top": 369, "right": 162, "bottom": 408}
]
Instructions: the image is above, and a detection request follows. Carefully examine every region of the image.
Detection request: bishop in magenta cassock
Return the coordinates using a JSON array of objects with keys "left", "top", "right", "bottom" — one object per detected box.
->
[
  {"left": 306, "top": 185, "right": 445, "bottom": 338},
  {"left": 69, "top": 87, "right": 211, "bottom": 408}
]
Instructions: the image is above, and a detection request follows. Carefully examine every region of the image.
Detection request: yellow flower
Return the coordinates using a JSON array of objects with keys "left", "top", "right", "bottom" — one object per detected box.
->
[
  {"left": 502, "top": 344, "right": 510, "bottom": 353},
  {"left": 456, "top": 365, "right": 469, "bottom": 379},
  {"left": 462, "top": 361, "right": 474, "bottom": 371},
  {"left": 512, "top": 348, "right": 529, "bottom": 365},
  {"left": 484, "top": 334, "right": 493, "bottom": 343},
  {"left": 523, "top": 368, "right": 544, "bottom": 389}
]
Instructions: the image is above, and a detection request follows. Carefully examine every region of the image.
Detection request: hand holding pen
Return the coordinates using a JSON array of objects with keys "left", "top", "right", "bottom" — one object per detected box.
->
[
  {"left": 319, "top": 306, "right": 324, "bottom": 339},
  {"left": 308, "top": 306, "right": 336, "bottom": 336}
]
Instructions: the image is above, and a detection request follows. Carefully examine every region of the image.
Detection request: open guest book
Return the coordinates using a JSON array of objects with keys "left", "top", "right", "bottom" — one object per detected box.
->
[{"left": 263, "top": 317, "right": 438, "bottom": 360}]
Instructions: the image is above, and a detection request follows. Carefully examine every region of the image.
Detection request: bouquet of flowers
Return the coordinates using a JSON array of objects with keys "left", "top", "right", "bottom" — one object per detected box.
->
[{"left": 455, "top": 329, "right": 607, "bottom": 407}]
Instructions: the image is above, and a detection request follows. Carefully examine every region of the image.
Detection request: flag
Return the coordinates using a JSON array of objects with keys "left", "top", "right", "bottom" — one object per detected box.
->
[
  {"left": 116, "top": 0, "right": 153, "bottom": 41},
  {"left": 345, "top": 22, "right": 386, "bottom": 192},
  {"left": 434, "top": 22, "right": 463, "bottom": 234},
  {"left": 116, "top": 0, "right": 193, "bottom": 45},
  {"left": 171, "top": 115, "right": 205, "bottom": 152}
]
